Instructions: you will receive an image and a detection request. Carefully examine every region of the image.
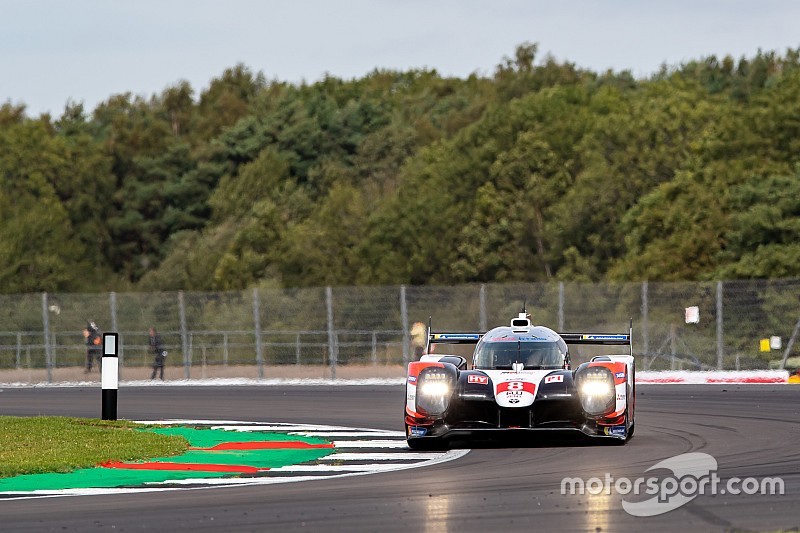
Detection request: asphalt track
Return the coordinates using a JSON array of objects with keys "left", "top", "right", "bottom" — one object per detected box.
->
[{"left": 0, "top": 384, "right": 798, "bottom": 532}]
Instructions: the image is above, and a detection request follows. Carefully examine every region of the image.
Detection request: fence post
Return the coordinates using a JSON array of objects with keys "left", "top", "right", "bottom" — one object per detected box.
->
[
  {"left": 296, "top": 333, "right": 301, "bottom": 366},
  {"left": 16, "top": 332, "right": 22, "bottom": 370},
  {"left": 178, "top": 291, "right": 190, "bottom": 379},
  {"left": 326, "top": 287, "right": 337, "bottom": 379},
  {"left": 371, "top": 331, "right": 378, "bottom": 365},
  {"left": 479, "top": 284, "right": 487, "bottom": 331},
  {"left": 716, "top": 281, "right": 724, "bottom": 370},
  {"left": 253, "top": 288, "right": 264, "bottom": 379},
  {"left": 109, "top": 292, "right": 118, "bottom": 332},
  {"left": 558, "top": 282, "right": 565, "bottom": 331},
  {"left": 400, "top": 285, "right": 409, "bottom": 365},
  {"left": 41, "top": 292, "right": 52, "bottom": 384},
  {"left": 641, "top": 281, "right": 649, "bottom": 358},
  {"left": 670, "top": 323, "right": 677, "bottom": 370},
  {"left": 109, "top": 291, "right": 121, "bottom": 378},
  {"left": 780, "top": 316, "right": 800, "bottom": 369}
]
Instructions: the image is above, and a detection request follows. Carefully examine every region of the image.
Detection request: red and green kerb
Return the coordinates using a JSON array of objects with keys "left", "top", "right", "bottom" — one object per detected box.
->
[{"left": 0, "top": 427, "right": 335, "bottom": 492}]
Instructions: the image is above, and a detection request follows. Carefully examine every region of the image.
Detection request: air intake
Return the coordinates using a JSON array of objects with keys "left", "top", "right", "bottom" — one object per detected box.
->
[{"left": 510, "top": 312, "right": 531, "bottom": 329}]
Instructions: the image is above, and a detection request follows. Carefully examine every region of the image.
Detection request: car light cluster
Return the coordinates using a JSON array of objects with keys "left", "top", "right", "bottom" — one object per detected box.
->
[
  {"left": 416, "top": 368, "right": 454, "bottom": 416},
  {"left": 419, "top": 381, "right": 450, "bottom": 397},
  {"left": 576, "top": 366, "right": 616, "bottom": 416}
]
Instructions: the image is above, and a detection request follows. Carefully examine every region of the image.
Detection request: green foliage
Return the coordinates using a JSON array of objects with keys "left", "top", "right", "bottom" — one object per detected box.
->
[
  {"left": 4, "top": 45, "right": 800, "bottom": 294},
  {"left": 714, "top": 172, "right": 800, "bottom": 279},
  {"left": 0, "top": 119, "right": 91, "bottom": 292}
]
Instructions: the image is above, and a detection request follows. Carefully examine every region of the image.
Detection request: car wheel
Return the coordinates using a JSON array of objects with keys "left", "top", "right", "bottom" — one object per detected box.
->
[
  {"left": 625, "top": 395, "right": 635, "bottom": 440},
  {"left": 406, "top": 435, "right": 446, "bottom": 451}
]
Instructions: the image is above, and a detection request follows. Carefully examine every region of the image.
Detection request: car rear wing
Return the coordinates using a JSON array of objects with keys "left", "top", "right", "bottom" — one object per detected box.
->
[
  {"left": 425, "top": 330, "right": 483, "bottom": 354},
  {"left": 427, "top": 332, "right": 484, "bottom": 348},
  {"left": 425, "top": 317, "right": 633, "bottom": 356},
  {"left": 560, "top": 323, "right": 633, "bottom": 356},
  {"left": 559, "top": 333, "right": 631, "bottom": 345}
]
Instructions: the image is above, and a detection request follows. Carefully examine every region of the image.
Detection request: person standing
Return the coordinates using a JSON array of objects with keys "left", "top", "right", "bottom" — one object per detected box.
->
[
  {"left": 84, "top": 321, "right": 102, "bottom": 373},
  {"left": 149, "top": 327, "right": 167, "bottom": 380},
  {"left": 410, "top": 321, "right": 427, "bottom": 360}
]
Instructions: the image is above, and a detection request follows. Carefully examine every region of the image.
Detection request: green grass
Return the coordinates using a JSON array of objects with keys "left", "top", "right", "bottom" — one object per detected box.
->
[{"left": 0, "top": 416, "right": 189, "bottom": 478}]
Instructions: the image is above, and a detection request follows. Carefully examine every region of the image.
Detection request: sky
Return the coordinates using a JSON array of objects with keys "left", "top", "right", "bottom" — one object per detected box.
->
[{"left": 3, "top": 0, "right": 800, "bottom": 117}]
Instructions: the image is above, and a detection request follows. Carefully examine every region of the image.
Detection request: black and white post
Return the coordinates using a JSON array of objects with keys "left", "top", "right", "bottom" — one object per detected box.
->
[{"left": 101, "top": 333, "right": 119, "bottom": 420}]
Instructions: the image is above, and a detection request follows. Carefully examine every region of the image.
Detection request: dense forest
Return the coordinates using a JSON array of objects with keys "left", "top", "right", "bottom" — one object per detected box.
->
[{"left": 2, "top": 44, "right": 800, "bottom": 294}]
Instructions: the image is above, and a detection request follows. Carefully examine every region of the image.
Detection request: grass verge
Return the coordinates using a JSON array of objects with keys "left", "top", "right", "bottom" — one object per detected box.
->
[{"left": 0, "top": 416, "right": 189, "bottom": 478}]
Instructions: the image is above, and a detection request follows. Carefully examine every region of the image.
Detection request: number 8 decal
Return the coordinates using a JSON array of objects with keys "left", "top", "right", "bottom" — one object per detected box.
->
[{"left": 507, "top": 381, "right": 524, "bottom": 391}]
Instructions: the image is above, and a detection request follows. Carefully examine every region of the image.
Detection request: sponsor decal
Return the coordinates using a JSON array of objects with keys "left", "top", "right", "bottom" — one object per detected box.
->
[
  {"left": 434, "top": 334, "right": 481, "bottom": 341},
  {"left": 409, "top": 426, "right": 428, "bottom": 437},
  {"left": 496, "top": 381, "right": 535, "bottom": 394},
  {"left": 582, "top": 334, "right": 629, "bottom": 341},
  {"left": 468, "top": 374, "right": 489, "bottom": 385},
  {"left": 544, "top": 375, "right": 564, "bottom": 384},
  {"left": 616, "top": 393, "right": 626, "bottom": 401},
  {"left": 615, "top": 372, "right": 625, "bottom": 379},
  {"left": 508, "top": 398, "right": 520, "bottom": 404},
  {"left": 603, "top": 425, "right": 626, "bottom": 437},
  {"left": 407, "top": 375, "right": 417, "bottom": 384},
  {"left": 488, "top": 335, "right": 547, "bottom": 342}
]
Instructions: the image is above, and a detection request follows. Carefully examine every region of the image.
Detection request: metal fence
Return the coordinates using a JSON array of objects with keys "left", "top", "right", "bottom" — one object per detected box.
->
[{"left": 1, "top": 280, "right": 799, "bottom": 382}]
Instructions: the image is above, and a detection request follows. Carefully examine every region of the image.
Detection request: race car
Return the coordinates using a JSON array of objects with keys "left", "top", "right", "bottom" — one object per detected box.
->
[{"left": 404, "top": 312, "right": 635, "bottom": 448}]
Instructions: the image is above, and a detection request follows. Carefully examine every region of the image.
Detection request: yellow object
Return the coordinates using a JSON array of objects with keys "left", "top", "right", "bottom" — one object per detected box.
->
[
  {"left": 788, "top": 374, "right": 800, "bottom": 384},
  {"left": 410, "top": 322, "right": 427, "bottom": 348},
  {"left": 759, "top": 338, "right": 770, "bottom": 352}
]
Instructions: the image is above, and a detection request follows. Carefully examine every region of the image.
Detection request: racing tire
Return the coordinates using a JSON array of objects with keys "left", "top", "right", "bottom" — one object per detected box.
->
[
  {"left": 407, "top": 438, "right": 428, "bottom": 451},
  {"left": 406, "top": 435, "right": 447, "bottom": 451},
  {"left": 626, "top": 380, "right": 635, "bottom": 440},
  {"left": 609, "top": 410, "right": 634, "bottom": 446},
  {"left": 405, "top": 413, "right": 447, "bottom": 450}
]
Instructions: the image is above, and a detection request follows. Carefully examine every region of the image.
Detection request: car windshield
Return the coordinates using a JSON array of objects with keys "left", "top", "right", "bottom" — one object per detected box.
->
[{"left": 474, "top": 341, "right": 565, "bottom": 370}]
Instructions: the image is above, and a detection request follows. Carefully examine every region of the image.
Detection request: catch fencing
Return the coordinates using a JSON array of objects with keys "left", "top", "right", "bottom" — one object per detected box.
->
[{"left": 0, "top": 280, "right": 798, "bottom": 382}]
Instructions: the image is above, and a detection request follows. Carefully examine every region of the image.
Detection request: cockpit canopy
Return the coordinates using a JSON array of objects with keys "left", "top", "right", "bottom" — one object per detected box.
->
[{"left": 473, "top": 327, "right": 567, "bottom": 370}]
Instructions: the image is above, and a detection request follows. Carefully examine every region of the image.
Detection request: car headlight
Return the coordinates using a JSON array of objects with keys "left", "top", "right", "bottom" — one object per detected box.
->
[
  {"left": 420, "top": 381, "right": 451, "bottom": 397},
  {"left": 580, "top": 380, "right": 612, "bottom": 397},
  {"left": 415, "top": 368, "right": 455, "bottom": 416},
  {"left": 576, "top": 366, "right": 616, "bottom": 416}
]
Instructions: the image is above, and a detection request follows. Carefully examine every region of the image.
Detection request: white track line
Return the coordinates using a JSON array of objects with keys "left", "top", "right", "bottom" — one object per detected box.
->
[
  {"left": 208, "top": 424, "right": 377, "bottom": 432},
  {"left": 270, "top": 464, "right": 418, "bottom": 472},
  {"left": 321, "top": 452, "right": 441, "bottom": 461},
  {"left": 332, "top": 440, "right": 408, "bottom": 448},
  {"left": 291, "top": 431, "right": 403, "bottom": 438}
]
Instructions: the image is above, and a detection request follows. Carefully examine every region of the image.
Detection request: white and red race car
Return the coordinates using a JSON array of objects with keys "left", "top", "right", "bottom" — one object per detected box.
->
[{"left": 405, "top": 312, "right": 635, "bottom": 449}]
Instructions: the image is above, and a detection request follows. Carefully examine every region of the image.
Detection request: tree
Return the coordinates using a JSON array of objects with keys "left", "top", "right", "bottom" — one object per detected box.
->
[
  {"left": 714, "top": 172, "right": 800, "bottom": 279},
  {"left": 0, "top": 119, "right": 88, "bottom": 292},
  {"left": 194, "top": 64, "right": 266, "bottom": 138}
]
